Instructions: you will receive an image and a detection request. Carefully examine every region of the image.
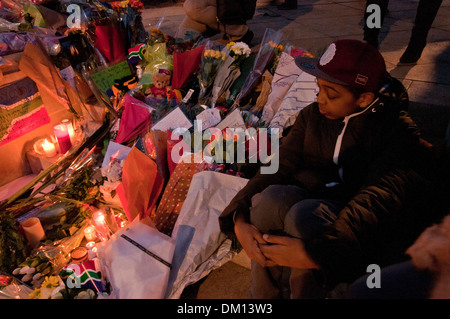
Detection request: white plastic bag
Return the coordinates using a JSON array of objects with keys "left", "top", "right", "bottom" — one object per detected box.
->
[
  {"left": 97, "top": 219, "right": 175, "bottom": 299},
  {"left": 165, "top": 171, "right": 248, "bottom": 299}
]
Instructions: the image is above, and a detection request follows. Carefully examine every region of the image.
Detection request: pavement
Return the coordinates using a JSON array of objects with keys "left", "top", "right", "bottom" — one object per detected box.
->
[{"left": 140, "top": 0, "right": 450, "bottom": 299}]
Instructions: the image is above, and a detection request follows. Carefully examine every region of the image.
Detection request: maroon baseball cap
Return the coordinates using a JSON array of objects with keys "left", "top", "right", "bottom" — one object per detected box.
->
[{"left": 295, "top": 39, "right": 387, "bottom": 92}]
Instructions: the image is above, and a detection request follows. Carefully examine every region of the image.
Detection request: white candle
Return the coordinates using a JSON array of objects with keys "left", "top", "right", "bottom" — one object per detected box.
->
[
  {"left": 20, "top": 217, "right": 45, "bottom": 249},
  {"left": 61, "top": 119, "right": 75, "bottom": 143},
  {"left": 42, "top": 139, "right": 56, "bottom": 157},
  {"left": 84, "top": 226, "right": 97, "bottom": 242}
]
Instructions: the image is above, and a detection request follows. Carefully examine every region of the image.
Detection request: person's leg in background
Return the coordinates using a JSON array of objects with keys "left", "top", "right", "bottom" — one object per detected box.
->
[
  {"left": 278, "top": 0, "right": 298, "bottom": 10},
  {"left": 363, "top": 0, "right": 389, "bottom": 48},
  {"left": 179, "top": 0, "right": 252, "bottom": 43},
  {"left": 399, "top": 0, "right": 443, "bottom": 64},
  {"left": 177, "top": 0, "right": 219, "bottom": 38}
]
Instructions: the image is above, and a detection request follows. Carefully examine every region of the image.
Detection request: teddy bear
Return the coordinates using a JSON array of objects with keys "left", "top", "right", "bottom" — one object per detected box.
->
[{"left": 147, "top": 71, "right": 171, "bottom": 99}]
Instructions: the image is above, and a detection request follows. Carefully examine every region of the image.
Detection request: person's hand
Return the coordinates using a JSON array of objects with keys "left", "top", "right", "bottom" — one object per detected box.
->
[
  {"left": 234, "top": 212, "right": 275, "bottom": 267},
  {"left": 406, "top": 215, "right": 450, "bottom": 272},
  {"left": 259, "top": 234, "right": 319, "bottom": 269}
]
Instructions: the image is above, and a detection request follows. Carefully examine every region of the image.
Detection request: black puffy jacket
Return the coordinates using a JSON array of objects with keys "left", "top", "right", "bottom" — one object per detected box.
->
[{"left": 219, "top": 88, "right": 449, "bottom": 287}]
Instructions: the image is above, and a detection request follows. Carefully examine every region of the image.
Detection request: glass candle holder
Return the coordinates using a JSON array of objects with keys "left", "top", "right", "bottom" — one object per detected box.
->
[
  {"left": 61, "top": 119, "right": 75, "bottom": 144},
  {"left": 42, "top": 138, "right": 57, "bottom": 157},
  {"left": 53, "top": 124, "right": 72, "bottom": 154}
]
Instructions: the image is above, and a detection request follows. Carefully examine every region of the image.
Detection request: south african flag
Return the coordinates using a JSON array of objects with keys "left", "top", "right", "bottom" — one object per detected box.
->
[
  {"left": 128, "top": 43, "right": 146, "bottom": 64},
  {"left": 59, "top": 260, "right": 105, "bottom": 292}
]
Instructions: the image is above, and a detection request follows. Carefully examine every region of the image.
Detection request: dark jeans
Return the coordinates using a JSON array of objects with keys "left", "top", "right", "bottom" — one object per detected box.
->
[
  {"left": 249, "top": 185, "right": 344, "bottom": 299},
  {"left": 347, "top": 260, "right": 434, "bottom": 299},
  {"left": 363, "top": 0, "right": 443, "bottom": 45}
]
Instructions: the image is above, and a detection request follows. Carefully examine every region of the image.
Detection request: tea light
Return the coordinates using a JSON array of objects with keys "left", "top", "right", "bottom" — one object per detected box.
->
[
  {"left": 84, "top": 226, "right": 97, "bottom": 242},
  {"left": 61, "top": 119, "right": 75, "bottom": 143},
  {"left": 86, "top": 241, "right": 98, "bottom": 259},
  {"left": 42, "top": 138, "right": 57, "bottom": 157},
  {"left": 53, "top": 124, "right": 72, "bottom": 154}
]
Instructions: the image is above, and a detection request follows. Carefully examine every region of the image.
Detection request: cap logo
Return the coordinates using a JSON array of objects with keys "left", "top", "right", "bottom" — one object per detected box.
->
[
  {"left": 355, "top": 74, "right": 368, "bottom": 86},
  {"left": 319, "top": 43, "right": 336, "bottom": 66}
]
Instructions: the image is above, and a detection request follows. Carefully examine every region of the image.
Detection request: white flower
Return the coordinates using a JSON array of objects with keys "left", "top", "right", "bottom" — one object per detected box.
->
[{"left": 229, "top": 42, "right": 251, "bottom": 57}]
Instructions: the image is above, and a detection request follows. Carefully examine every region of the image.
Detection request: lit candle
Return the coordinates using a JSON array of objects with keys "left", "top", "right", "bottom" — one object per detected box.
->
[
  {"left": 61, "top": 119, "right": 75, "bottom": 143},
  {"left": 93, "top": 210, "right": 110, "bottom": 241},
  {"left": 42, "top": 138, "right": 56, "bottom": 157},
  {"left": 53, "top": 124, "right": 72, "bottom": 154},
  {"left": 93, "top": 210, "right": 105, "bottom": 224},
  {"left": 86, "top": 241, "right": 98, "bottom": 259},
  {"left": 84, "top": 226, "right": 97, "bottom": 242}
]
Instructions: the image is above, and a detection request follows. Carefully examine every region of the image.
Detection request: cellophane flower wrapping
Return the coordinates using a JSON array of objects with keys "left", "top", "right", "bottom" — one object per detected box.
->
[
  {"left": 210, "top": 41, "right": 251, "bottom": 107},
  {"left": 197, "top": 41, "right": 227, "bottom": 100},
  {"left": 235, "top": 28, "right": 284, "bottom": 107}
]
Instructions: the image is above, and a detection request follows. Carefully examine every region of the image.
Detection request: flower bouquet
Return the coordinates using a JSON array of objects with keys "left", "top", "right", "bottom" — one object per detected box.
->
[
  {"left": 110, "top": 0, "right": 146, "bottom": 48},
  {"left": 234, "top": 28, "right": 284, "bottom": 108},
  {"left": 197, "top": 42, "right": 226, "bottom": 100},
  {"left": 210, "top": 41, "right": 251, "bottom": 107}
]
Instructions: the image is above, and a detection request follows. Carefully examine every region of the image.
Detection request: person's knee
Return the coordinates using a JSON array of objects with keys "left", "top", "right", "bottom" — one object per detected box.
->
[
  {"left": 284, "top": 199, "right": 339, "bottom": 239},
  {"left": 250, "top": 185, "right": 284, "bottom": 228},
  {"left": 250, "top": 185, "right": 308, "bottom": 231}
]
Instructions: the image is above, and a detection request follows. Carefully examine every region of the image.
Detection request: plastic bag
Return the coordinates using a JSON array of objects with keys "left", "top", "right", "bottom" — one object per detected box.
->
[
  {"left": 97, "top": 218, "right": 176, "bottom": 299},
  {"left": 197, "top": 41, "right": 226, "bottom": 100},
  {"left": 140, "top": 42, "right": 173, "bottom": 87},
  {"left": 0, "top": 272, "right": 33, "bottom": 299},
  {"left": 165, "top": 171, "right": 249, "bottom": 298}
]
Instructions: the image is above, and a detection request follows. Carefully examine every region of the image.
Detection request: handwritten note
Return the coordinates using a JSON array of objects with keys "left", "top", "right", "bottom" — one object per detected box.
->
[
  {"left": 196, "top": 107, "right": 222, "bottom": 130},
  {"left": 91, "top": 61, "right": 132, "bottom": 101},
  {"left": 151, "top": 107, "right": 193, "bottom": 132},
  {"left": 216, "top": 108, "right": 246, "bottom": 130}
]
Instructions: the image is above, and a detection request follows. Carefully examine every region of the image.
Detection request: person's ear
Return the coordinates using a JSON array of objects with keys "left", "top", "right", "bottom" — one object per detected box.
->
[{"left": 357, "top": 92, "right": 375, "bottom": 109}]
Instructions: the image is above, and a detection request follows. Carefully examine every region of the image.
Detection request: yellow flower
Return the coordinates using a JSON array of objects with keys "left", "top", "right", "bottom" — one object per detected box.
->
[
  {"left": 204, "top": 49, "right": 211, "bottom": 58},
  {"left": 214, "top": 50, "right": 222, "bottom": 59},
  {"left": 29, "top": 288, "right": 42, "bottom": 299},
  {"left": 226, "top": 41, "right": 236, "bottom": 50},
  {"left": 42, "top": 276, "right": 60, "bottom": 289}
]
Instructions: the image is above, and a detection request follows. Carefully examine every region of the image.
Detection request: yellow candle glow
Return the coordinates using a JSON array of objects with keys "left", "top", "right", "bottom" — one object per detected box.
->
[{"left": 42, "top": 139, "right": 56, "bottom": 157}]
